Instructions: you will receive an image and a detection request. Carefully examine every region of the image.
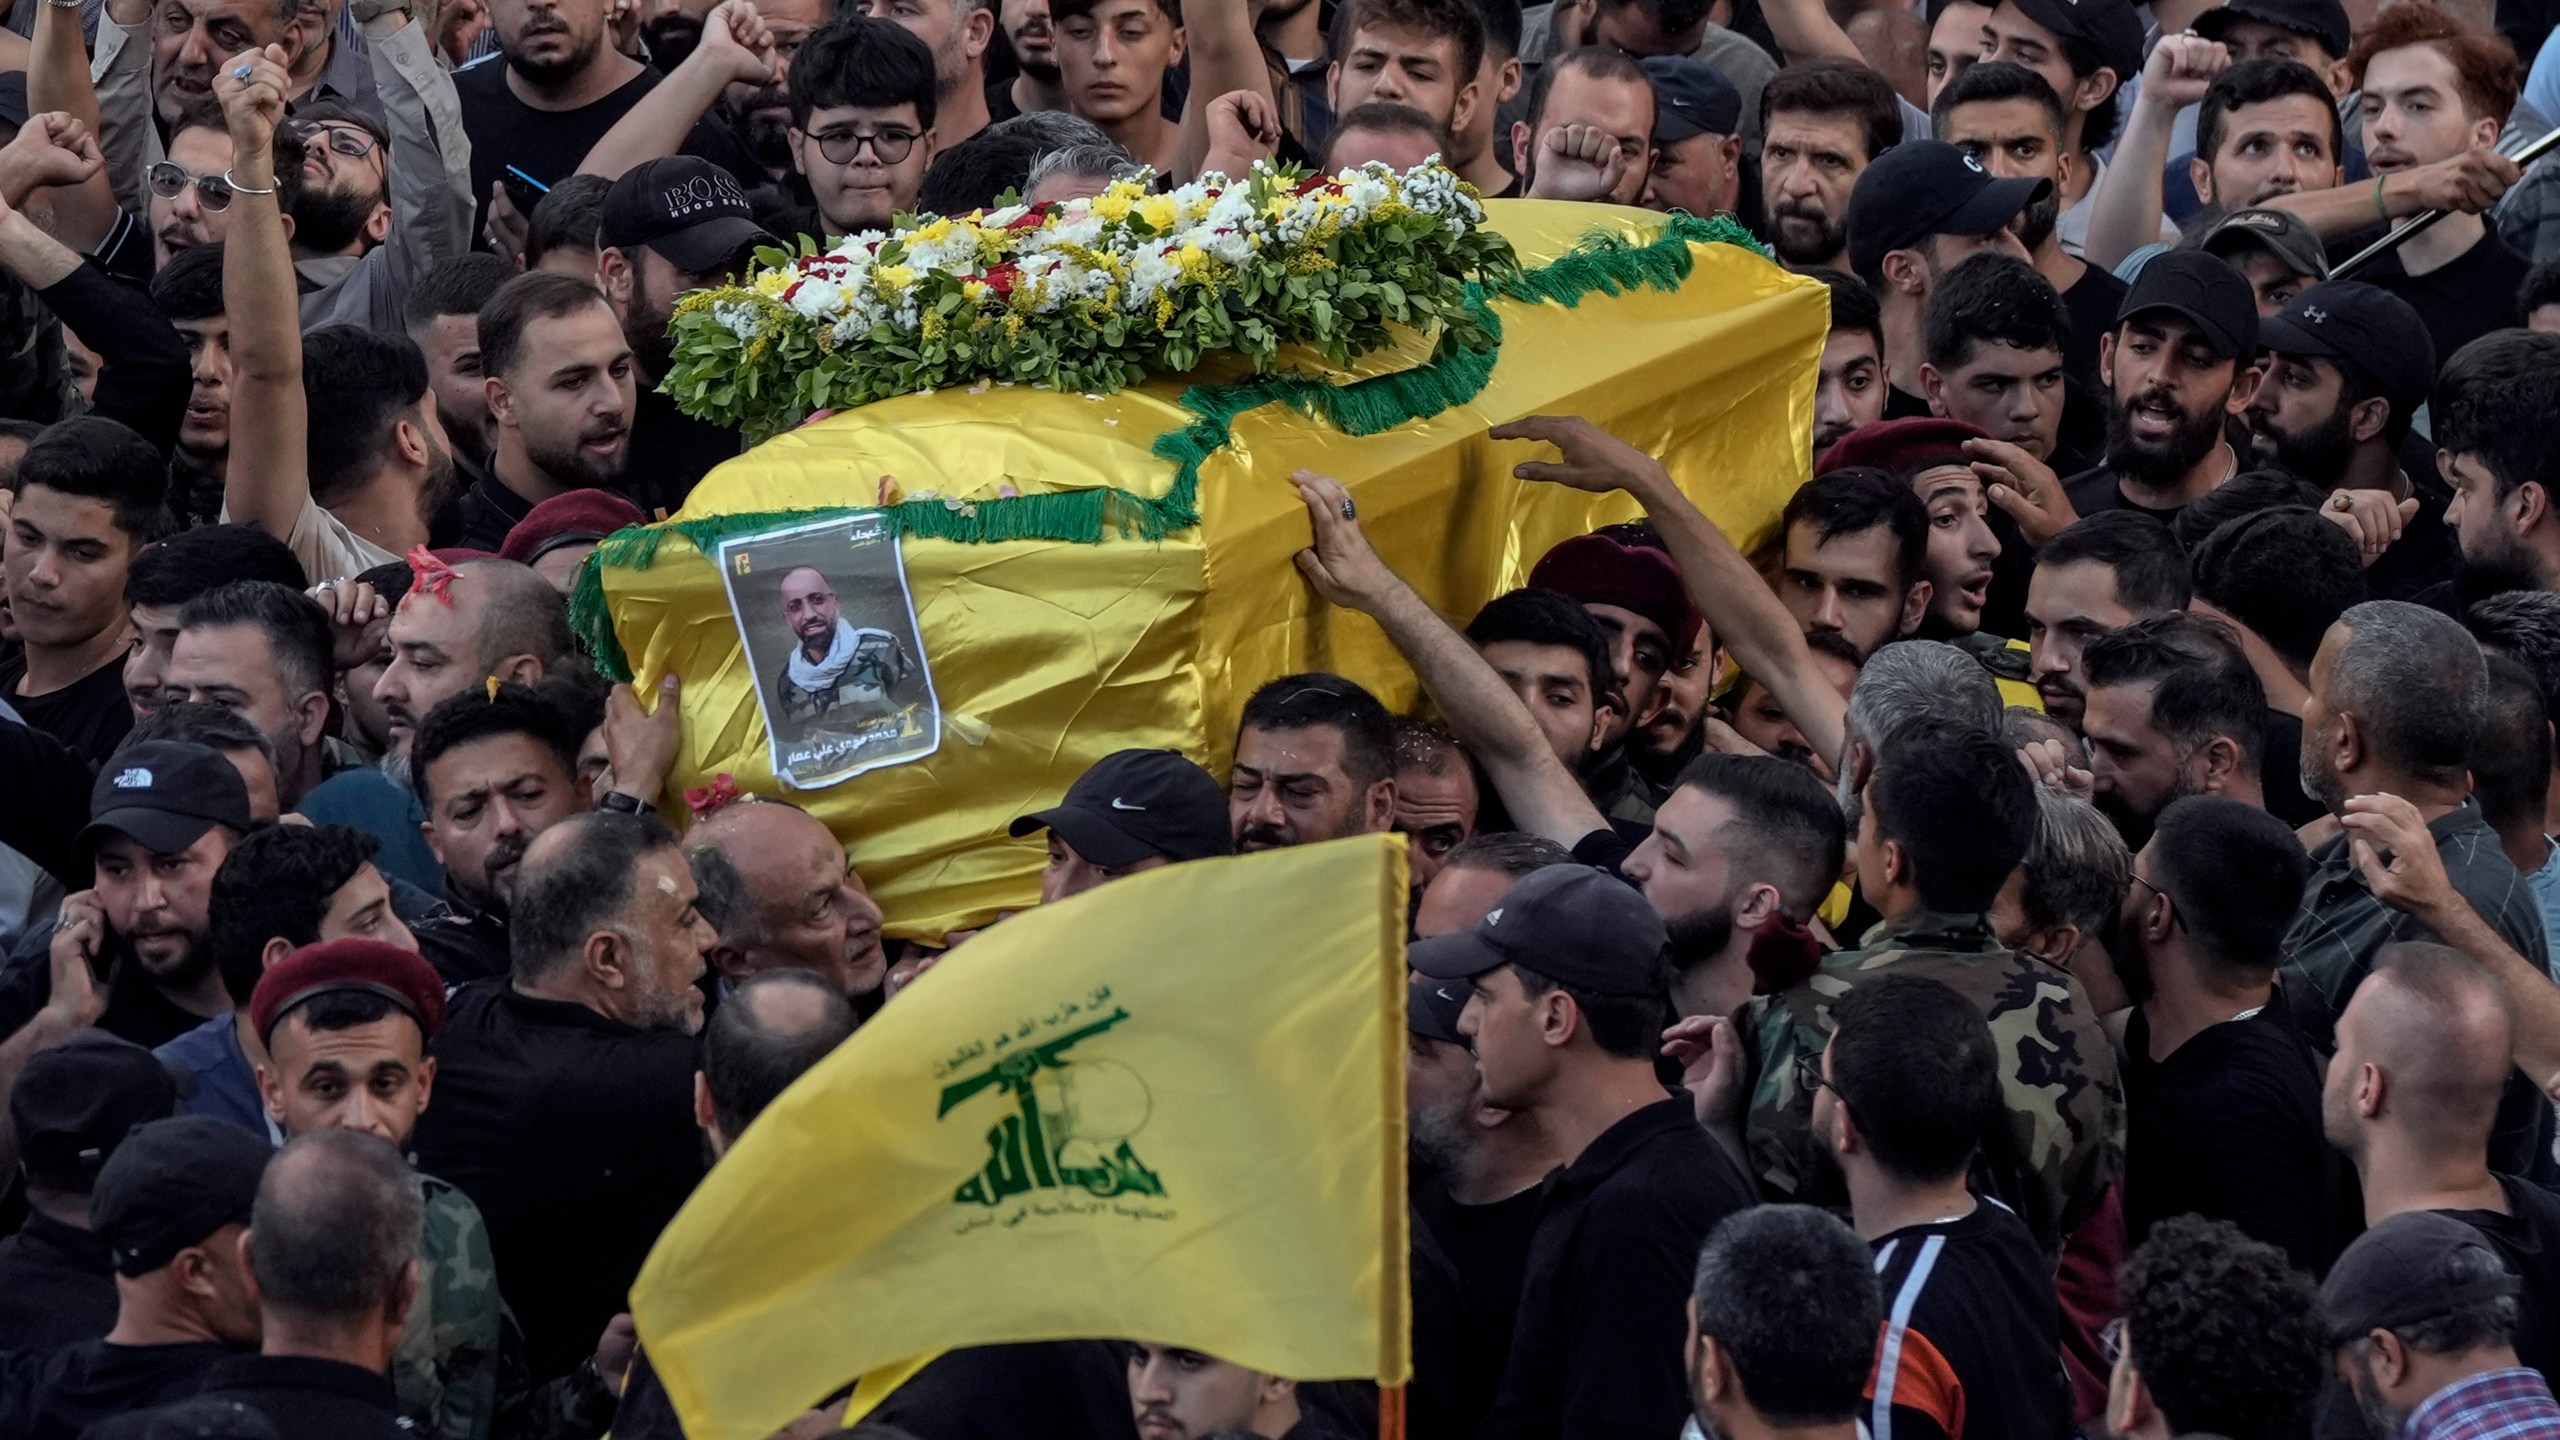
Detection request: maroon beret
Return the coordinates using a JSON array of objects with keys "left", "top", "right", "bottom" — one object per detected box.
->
[
  {"left": 1814, "top": 417, "right": 1986, "bottom": 480},
  {"left": 1528, "top": 532, "right": 1703, "bottom": 657},
  {"left": 250, "top": 939, "right": 448, "bottom": 1049},
  {"left": 499, "top": 490, "right": 646, "bottom": 567}
]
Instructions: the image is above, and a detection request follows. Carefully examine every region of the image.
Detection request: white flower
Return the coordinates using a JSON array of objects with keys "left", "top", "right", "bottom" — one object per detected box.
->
[
  {"left": 711, "top": 299, "right": 763, "bottom": 341},
  {"left": 786, "top": 277, "right": 848, "bottom": 322}
]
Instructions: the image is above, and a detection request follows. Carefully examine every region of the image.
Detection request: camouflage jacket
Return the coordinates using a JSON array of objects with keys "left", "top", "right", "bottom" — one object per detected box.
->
[
  {"left": 1738, "top": 911, "right": 2124, "bottom": 1254},
  {"left": 401, "top": 1173, "right": 506, "bottom": 1440}
]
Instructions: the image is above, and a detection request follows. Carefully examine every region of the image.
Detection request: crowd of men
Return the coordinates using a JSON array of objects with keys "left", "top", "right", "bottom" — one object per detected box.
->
[{"left": 4, "top": 0, "right": 2560, "bottom": 1429}]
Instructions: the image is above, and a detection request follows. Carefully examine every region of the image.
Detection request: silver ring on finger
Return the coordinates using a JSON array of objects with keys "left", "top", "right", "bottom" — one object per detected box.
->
[{"left": 1339, "top": 498, "right": 1357, "bottom": 521}]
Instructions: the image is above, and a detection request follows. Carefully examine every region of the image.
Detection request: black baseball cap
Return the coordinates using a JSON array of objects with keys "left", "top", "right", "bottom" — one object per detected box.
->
[
  {"left": 77, "top": 741, "right": 253, "bottom": 867},
  {"left": 2002, "top": 0, "right": 2145, "bottom": 86},
  {"left": 1846, "top": 141, "right": 2049, "bottom": 278},
  {"left": 1408, "top": 977, "right": 1470, "bottom": 1043},
  {"left": 2200, "top": 207, "right": 2331, "bottom": 283},
  {"left": 1408, "top": 865, "right": 1669, "bottom": 996},
  {"left": 2321, "top": 1211, "right": 2521, "bottom": 1345},
  {"left": 2116, "top": 249, "right": 2259, "bottom": 361},
  {"left": 91, "top": 1115, "right": 273, "bottom": 1277},
  {"left": 1010, "top": 749, "right": 1232, "bottom": 868},
  {"left": 1643, "top": 56, "right": 1742, "bottom": 141},
  {"left": 10, "top": 1030, "right": 186, "bottom": 1186},
  {"left": 598, "top": 157, "right": 778, "bottom": 277},
  {"left": 2195, "top": 0, "right": 2351, "bottom": 61},
  {"left": 2258, "top": 281, "right": 2439, "bottom": 421}
]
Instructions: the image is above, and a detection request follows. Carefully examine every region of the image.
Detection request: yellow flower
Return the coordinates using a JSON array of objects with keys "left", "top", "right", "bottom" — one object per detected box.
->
[
  {"left": 913, "top": 216, "right": 956, "bottom": 245},
  {"left": 1093, "top": 189, "right": 1138, "bottom": 223},
  {"left": 1135, "top": 194, "right": 1180, "bottom": 231},
  {"left": 963, "top": 279, "right": 992, "bottom": 303},
  {"left": 751, "top": 270, "right": 791, "bottom": 298},
  {"left": 875, "top": 265, "right": 917, "bottom": 293},
  {"left": 1176, "top": 243, "right": 1208, "bottom": 278}
]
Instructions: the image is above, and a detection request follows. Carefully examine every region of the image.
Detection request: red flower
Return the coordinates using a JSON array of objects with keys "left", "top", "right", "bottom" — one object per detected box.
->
[
  {"left": 1005, "top": 206, "right": 1051, "bottom": 231},
  {"left": 685, "top": 774, "right": 745, "bottom": 818},
  {"left": 983, "top": 263, "right": 1019, "bottom": 298}
]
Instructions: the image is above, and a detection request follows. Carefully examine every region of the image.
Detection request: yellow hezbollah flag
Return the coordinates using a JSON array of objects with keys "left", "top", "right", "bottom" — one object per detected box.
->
[{"left": 628, "top": 833, "right": 1412, "bottom": 1440}]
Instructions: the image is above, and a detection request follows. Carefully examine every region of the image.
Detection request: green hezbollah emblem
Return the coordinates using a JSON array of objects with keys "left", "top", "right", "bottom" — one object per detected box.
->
[{"left": 939, "top": 1007, "right": 1166, "bottom": 1208}]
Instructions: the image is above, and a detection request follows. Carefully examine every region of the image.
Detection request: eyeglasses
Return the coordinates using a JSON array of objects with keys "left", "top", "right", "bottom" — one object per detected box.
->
[
  {"left": 296, "top": 122, "right": 380, "bottom": 160},
  {"left": 1793, "top": 1051, "right": 1848, "bottom": 1109},
  {"left": 810, "top": 125, "right": 921, "bottom": 165},
  {"left": 2131, "top": 873, "right": 2183, "bottom": 930},
  {"left": 146, "top": 162, "right": 235, "bottom": 212}
]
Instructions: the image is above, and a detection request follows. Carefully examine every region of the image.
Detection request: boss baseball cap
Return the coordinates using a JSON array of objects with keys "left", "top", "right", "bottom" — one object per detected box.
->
[
  {"left": 598, "top": 156, "right": 778, "bottom": 276},
  {"left": 1408, "top": 865, "right": 1670, "bottom": 996},
  {"left": 1011, "top": 749, "right": 1233, "bottom": 868}
]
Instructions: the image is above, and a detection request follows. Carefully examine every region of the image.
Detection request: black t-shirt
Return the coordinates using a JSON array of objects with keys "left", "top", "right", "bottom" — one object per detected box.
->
[
  {"left": 2352, "top": 226, "right": 2534, "bottom": 372},
  {"left": 1484, "top": 1098, "right": 1755, "bottom": 1440},
  {"left": 454, "top": 57, "right": 762, "bottom": 233},
  {"left": 0, "top": 926, "right": 221, "bottom": 1052},
  {"left": 0, "top": 1213, "right": 115, "bottom": 1354},
  {"left": 409, "top": 981, "right": 704, "bottom": 1381},
  {"left": 1869, "top": 1200, "right": 2071, "bottom": 1440},
  {"left": 453, "top": 472, "right": 538, "bottom": 555},
  {"left": 1412, "top": 1178, "right": 1546, "bottom": 1440},
  {"left": 1885, "top": 384, "right": 1933, "bottom": 421},
  {"left": 2363, "top": 457, "right": 2463, "bottom": 607},
  {"left": 88, "top": 1355, "right": 414, "bottom": 1440},
  {"left": 865, "top": 1341, "right": 1139, "bottom": 1440},
  {"left": 414, "top": 905, "right": 511, "bottom": 989},
  {"left": 0, "top": 1339, "right": 238, "bottom": 1440},
  {"left": 2061, "top": 464, "right": 2186, "bottom": 528},
  {"left": 2445, "top": 1174, "right": 2560, "bottom": 1382},
  {"left": 2120, "top": 1000, "right": 2348, "bottom": 1276},
  {"left": 0, "top": 651, "right": 128, "bottom": 770},
  {"left": 623, "top": 384, "right": 743, "bottom": 520},
  {"left": 2058, "top": 263, "right": 2127, "bottom": 399},
  {"left": 2257, "top": 709, "right": 2327, "bottom": 829}
]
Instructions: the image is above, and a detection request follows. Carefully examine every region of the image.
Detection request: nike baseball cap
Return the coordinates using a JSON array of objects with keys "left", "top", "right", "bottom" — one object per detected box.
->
[{"left": 1011, "top": 749, "right": 1233, "bottom": 867}]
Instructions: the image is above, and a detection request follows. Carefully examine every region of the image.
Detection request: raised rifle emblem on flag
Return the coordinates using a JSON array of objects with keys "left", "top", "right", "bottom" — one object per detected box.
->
[{"left": 939, "top": 1006, "right": 1166, "bottom": 1207}]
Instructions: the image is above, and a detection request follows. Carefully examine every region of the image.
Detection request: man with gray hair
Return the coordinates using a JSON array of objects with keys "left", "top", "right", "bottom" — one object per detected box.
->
[
  {"left": 96, "top": 1130, "right": 426, "bottom": 1440},
  {"left": 2327, "top": 1211, "right": 2560, "bottom": 1439},
  {"left": 1990, "top": 788, "right": 2128, "bottom": 982},
  {"left": 1833, "top": 638, "right": 2001, "bottom": 818},
  {"left": 1024, "top": 141, "right": 1142, "bottom": 205},
  {"left": 2287, "top": 602, "right": 2547, "bottom": 1169}
]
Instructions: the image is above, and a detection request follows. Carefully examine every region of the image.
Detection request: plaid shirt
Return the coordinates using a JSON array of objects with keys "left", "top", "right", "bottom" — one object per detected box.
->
[{"left": 2406, "top": 1368, "right": 2560, "bottom": 1440}]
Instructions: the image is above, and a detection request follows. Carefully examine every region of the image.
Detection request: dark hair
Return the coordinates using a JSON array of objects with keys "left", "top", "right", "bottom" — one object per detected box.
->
[
  {"left": 249, "top": 1130, "right": 422, "bottom": 1325},
  {"left": 18, "top": 417, "right": 168, "bottom": 542},
  {"left": 122, "top": 699, "right": 276, "bottom": 770},
  {"left": 2435, "top": 330, "right": 2560, "bottom": 504},
  {"left": 525, "top": 173, "right": 611, "bottom": 268},
  {"left": 1758, "top": 57, "right": 1902, "bottom": 163},
  {"left": 509, "top": 811, "right": 681, "bottom": 984},
  {"left": 1467, "top": 0, "right": 1522, "bottom": 61},
  {"left": 1337, "top": 0, "right": 1486, "bottom": 78},
  {"left": 2474, "top": 655, "right": 2551, "bottom": 839},
  {"left": 2080, "top": 613, "right": 2268, "bottom": 777},
  {"left": 1524, "top": 44, "right": 1651, "bottom": 139},
  {"left": 1782, "top": 467, "right": 1928, "bottom": 590},
  {"left": 477, "top": 271, "right": 613, "bottom": 383},
  {"left": 2195, "top": 57, "right": 2340, "bottom": 173},
  {"left": 2022, "top": 15, "right": 2123, "bottom": 149},
  {"left": 791, "top": 14, "right": 941, "bottom": 130},
  {"left": 291, "top": 98, "right": 389, "bottom": 162},
  {"left": 1826, "top": 973, "right": 2002, "bottom": 1183},
  {"left": 2147, "top": 797, "right": 2310, "bottom": 980},
  {"left": 2189, "top": 506, "right": 2366, "bottom": 675},
  {"left": 1929, "top": 58, "right": 2065, "bottom": 139},
  {"left": 205, "top": 824, "right": 381, "bottom": 1007},
  {"left": 127, "top": 524, "right": 306, "bottom": 609},
  {"left": 1922, "top": 252, "right": 2069, "bottom": 373},
  {"left": 1323, "top": 102, "right": 1453, "bottom": 168},
  {"left": 1441, "top": 831, "right": 1572, "bottom": 875},
  {"left": 1588, "top": 0, "right": 1708, "bottom": 38},
  {"left": 1690, "top": 1206, "right": 1882, "bottom": 1426},
  {"left": 2170, "top": 470, "right": 2326, "bottom": 550},
  {"left": 1799, "top": 266, "right": 1882, "bottom": 352},
  {"left": 1465, "top": 587, "right": 1613, "bottom": 699},
  {"left": 1051, "top": 0, "right": 1181, "bottom": 24},
  {"left": 2038, "top": 511, "right": 2191, "bottom": 614},
  {"left": 2346, "top": 4, "right": 2519, "bottom": 127},
  {"left": 702, "top": 969, "right": 856, "bottom": 1139},
  {"left": 2523, "top": 255, "right": 2560, "bottom": 322},
  {"left": 177, "top": 580, "right": 335, "bottom": 705},
  {"left": 1513, "top": 962, "right": 1667, "bottom": 1060},
  {"left": 1675, "top": 752, "right": 1848, "bottom": 918},
  {"left": 2118, "top": 1216, "right": 2325, "bottom": 1440},
  {"left": 411, "top": 681, "right": 586, "bottom": 810},
  {"left": 920, "top": 130, "right": 1047, "bottom": 213},
  {"left": 299, "top": 329, "right": 431, "bottom": 508},
  {"left": 148, "top": 242, "right": 228, "bottom": 323},
  {"left": 169, "top": 97, "right": 307, "bottom": 214},
  {"left": 2465, "top": 589, "right": 2560, "bottom": 720},
  {"left": 1869, "top": 719, "right": 2038, "bottom": 912},
  {"left": 357, "top": 559, "right": 414, "bottom": 608},
  {"left": 2331, "top": 600, "right": 2487, "bottom": 787},
  {"left": 1238, "top": 673, "right": 1396, "bottom": 791},
  {"left": 405, "top": 253, "right": 521, "bottom": 331}
]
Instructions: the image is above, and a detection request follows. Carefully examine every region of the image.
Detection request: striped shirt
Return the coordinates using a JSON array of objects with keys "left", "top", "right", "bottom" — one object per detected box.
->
[{"left": 1867, "top": 1201, "right": 2072, "bottom": 1440}]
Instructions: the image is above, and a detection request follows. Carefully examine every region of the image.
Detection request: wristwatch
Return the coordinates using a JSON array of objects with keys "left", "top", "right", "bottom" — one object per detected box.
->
[
  {"left": 598, "top": 790, "right": 649, "bottom": 815},
  {"left": 348, "top": 0, "right": 411, "bottom": 23}
]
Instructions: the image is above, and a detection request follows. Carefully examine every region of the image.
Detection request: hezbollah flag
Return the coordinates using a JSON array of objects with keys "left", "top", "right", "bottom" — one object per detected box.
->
[{"left": 628, "top": 833, "right": 1412, "bottom": 1440}]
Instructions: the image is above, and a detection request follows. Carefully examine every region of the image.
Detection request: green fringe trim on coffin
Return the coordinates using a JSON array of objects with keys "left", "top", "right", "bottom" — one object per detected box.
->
[{"left": 570, "top": 211, "right": 1764, "bottom": 679}]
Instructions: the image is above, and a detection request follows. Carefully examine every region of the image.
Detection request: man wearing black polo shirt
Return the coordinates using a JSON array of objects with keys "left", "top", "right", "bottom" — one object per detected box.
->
[
  {"left": 410, "top": 811, "right": 715, "bottom": 1381},
  {"left": 2063, "top": 252, "right": 2260, "bottom": 528},
  {"left": 2116, "top": 797, "right": 2343, "bottom": 1275},
  {"left": 1411, "top": 864, "right": 1753, "bottom": 1440},
  {"left": 1818, "top": 974, "right": 2069, "bottom": 1440},
  {"left": 2245, "top": 282, "right": 2457, "bottom": 604},
  {"left": 1844, "top": 140, "right": 2045, "bottom": 423}
]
